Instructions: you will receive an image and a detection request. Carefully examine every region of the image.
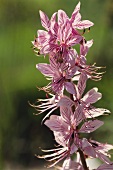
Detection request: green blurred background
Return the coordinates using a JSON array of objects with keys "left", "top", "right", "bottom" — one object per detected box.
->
[{"left": 0, "top": 0, "right": 113, "bottom": 169}]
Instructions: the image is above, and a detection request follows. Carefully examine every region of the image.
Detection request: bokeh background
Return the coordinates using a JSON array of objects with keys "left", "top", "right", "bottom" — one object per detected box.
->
[{"left": 0, "top": 0, "right": 113, "bottom": 169}]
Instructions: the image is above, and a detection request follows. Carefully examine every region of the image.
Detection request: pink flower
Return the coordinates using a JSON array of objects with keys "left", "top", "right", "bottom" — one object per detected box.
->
[
  {"left": 75, "top": 73, "right": 110, "bottom": 119},
  {"left": 32, "top": 2, "right": 94, "bottom": 58},
  {"left": 58, "top": 73, "right": 110, "bottom": 120},
  {"left": 75, "top": 39, "right": 103, "bottom": 81},
  {"left": 33, "top": 11, "right": 82, "bottom": 58},
  {"left": 44, "top": 108, "right": 78, "bottom": 146},
  {"left": 70, "top": 2, "right": 94, "bottom": 30},
  {"left": 42, "top": 106, "right": 103, "bottom": 168},
  {"left": 32, "top": 1, "right": 112, "bottom": 169},
  {"left": 45, "top": 107, "right": 103, "bottom": 136},
  {"left": 36, "top": 56, "right": 77, "bottom": 94},
  {"left": 44, "top": 105, "right": 103, "bottom": 149},
  {"left": 82, "top": 138, "right": 113, "bottom": 164},
  {"left": 38, "top": 109, "right": 76, "bottom": 167},
  {"left": 44, "top": 114, "right": 72, "bottom": 146}
]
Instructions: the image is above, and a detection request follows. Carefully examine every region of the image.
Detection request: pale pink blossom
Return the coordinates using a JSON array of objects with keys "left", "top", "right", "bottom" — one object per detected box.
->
[
  {"left": 33, "top": 11, "right": 82, "bottom": 57},
  {"left": 42, "top": 111, "right": 103, "bottom": 168},
  {"left": 82, "top": 138, "right": 113, "bottom": 164},
  {"left": 36, "top": 56, "right": 77, "bottom": 94},
  {"left": 45, "top": 106, "right": 103, "bottom": 149},
  {"left": 70, "top": 2, "right": 94, "bottom": 30},
  {"left": 32, "top": 1, "right": 112, "bottom": 169},
  {"left": 37, "top": 137, "right": 78, "bottom": 168},
  {"left": 75, "top": 73, "right": 110, "bottom": 119},
  {"left": 75, "top": 39, "right": 103, "bottom": 80},
  {"left": 33, "top": 2, "right": 94, "bottom": 58},
  {"left": 58, "top": 73, "right": 109, "bottom": 119}
]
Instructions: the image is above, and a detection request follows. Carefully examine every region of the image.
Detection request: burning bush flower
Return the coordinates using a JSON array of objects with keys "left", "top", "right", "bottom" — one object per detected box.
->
[{"left": 32, "top": 1, "right": 113, "bottom": 170}]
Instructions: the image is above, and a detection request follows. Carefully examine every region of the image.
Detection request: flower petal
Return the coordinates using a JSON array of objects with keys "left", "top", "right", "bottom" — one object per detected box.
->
[
  {"left": 80, "top": 39, "right": 93, "bottom": 56},
  {"left": 82, "top": 138, "right": 96, "bottom": 158},
  {"left": 82, "top": 87, "right": 102, "bottom": 105},
  {"left": 74, "top": 105, "right": 84, "bottom": 126},
  {"left": 67, "top": 35, "right": 82, "bottom": 46},
  {"left": 39, "top": 10, "right": 50, "bottom": 30},
  {"left": 65, "top": 82, "right": 76, "bottom": 94},
  {"left": 60, "top": 106, "right": 72, "bottom": 124},
  {"left": 58, "top": 10, "right": 69, "bottom": 26},
  {"left": 70, "top": 2, "right": 81, "bottom": 23},
  {"left": 50, "top": 12, "right": 58, "bottom": 35},
  {"left": 37, "top": 30, "right": 49, "bottom": 45},
  {"left": 57, "top": 96, "right": 74, "bottom": 108},
  {"left": 85, "top": 108, "right": 111, "bottom": 118},
  {"left": 44, "top": 115, "right": 68, "bottom": 132},
  {"left": 77, "top": 73, "right": 87, "bottom": 98},
  {"left": 96, "top": 152, "right": 112, "bottom": 164},
  {"left": 79, "top": 120, "right": 104, "bottom": 133},
  {"left": 75, "top": 20, "right": 94, "bottom": 29},
  {"left": 97, "top": 163, "right": 113, "bottom": 170},
  {"left": 63, "top": 20, "right": 72, "bottom": 43},
  {"left": 36, "top": 63, "right": 54, "bottom": 77}
]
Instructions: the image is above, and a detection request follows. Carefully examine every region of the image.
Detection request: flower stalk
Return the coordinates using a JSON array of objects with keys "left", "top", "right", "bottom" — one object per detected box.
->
[
  {"left": 31, "top": 2, "right": 113, "bottom": 169},
  {"left": 78, "top": 148, "right": 89, "bottom": 170},
  {"left": 70, "top": 93, "right": 89, "bottom": 170}
]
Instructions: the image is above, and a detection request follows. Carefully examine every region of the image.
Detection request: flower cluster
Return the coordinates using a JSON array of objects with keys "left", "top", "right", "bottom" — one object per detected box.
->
[{"left": 32, "top": 2, "right": 113, "bottom": 170}]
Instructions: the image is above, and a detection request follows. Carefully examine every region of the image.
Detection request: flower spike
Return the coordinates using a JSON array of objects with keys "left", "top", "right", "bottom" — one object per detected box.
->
[{"left": 31, "top": 1, "right": 112, "bottom": 170}]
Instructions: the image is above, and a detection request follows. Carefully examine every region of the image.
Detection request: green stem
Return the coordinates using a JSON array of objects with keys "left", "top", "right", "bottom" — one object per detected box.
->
[
  {"left": 78, "top": 149, "right": 89, "bottom": 170},
  {"left": 70, "top": 94, "right": 89, "bottom": 170}
]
